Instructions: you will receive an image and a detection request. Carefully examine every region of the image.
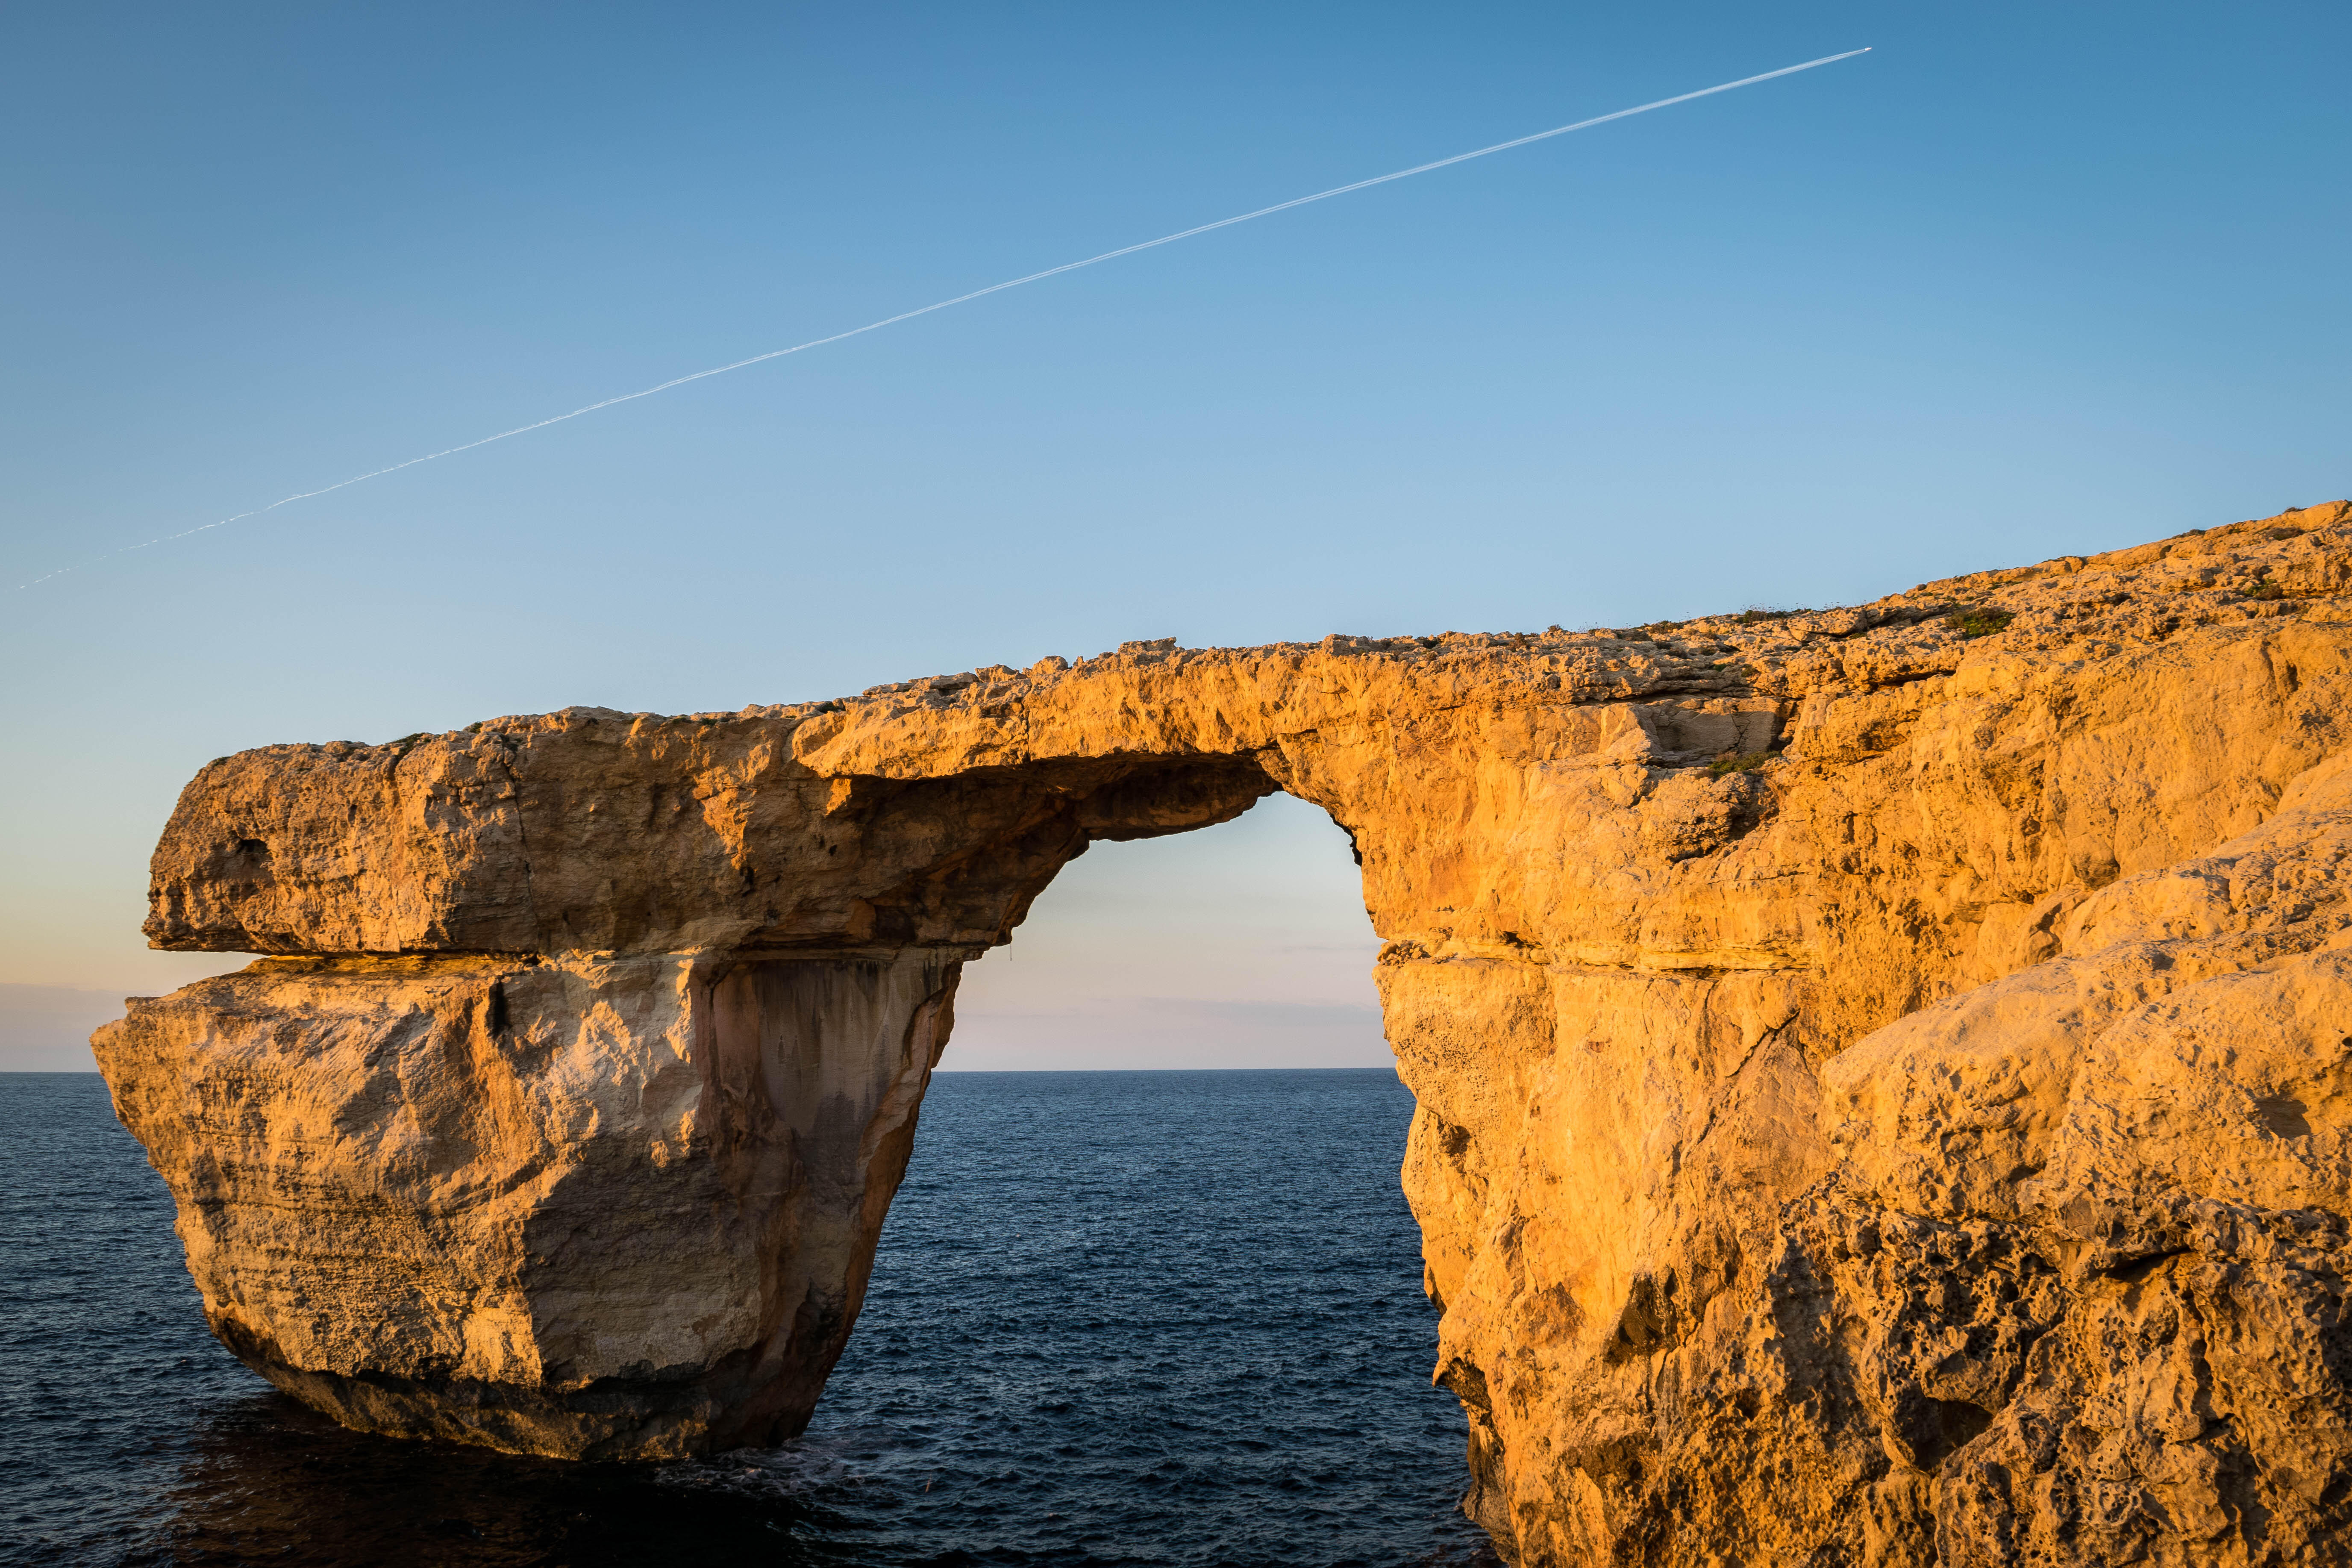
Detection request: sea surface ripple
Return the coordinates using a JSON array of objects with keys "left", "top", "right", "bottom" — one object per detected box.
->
[{"left": 0, "top": 1069, "right": 1495, "bottom": 1566}]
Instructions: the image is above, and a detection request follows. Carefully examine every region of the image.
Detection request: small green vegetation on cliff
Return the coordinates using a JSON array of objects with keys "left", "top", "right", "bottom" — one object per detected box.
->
[
  {"left": 1709, "top": 750, "right": 1775, "bottom": 777},
  {"left": 1945, "top": 607, "right": 2015, "bottom": 639}
]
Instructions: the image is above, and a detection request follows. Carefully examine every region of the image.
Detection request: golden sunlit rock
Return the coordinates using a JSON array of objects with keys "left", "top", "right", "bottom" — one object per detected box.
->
[{"left": 99, "top": 502, "right": 2352, "bottom": 1563}]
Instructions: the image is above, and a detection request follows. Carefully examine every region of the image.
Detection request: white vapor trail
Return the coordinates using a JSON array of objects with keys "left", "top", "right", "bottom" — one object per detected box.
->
[{"left": 18, "top": 47, "right": 1868, "bottom": 590}]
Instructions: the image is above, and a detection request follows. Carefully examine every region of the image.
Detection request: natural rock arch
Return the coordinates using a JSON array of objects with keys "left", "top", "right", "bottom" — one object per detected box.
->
[{"left": 100, "top": 506, "right": 2352, "bottom": 1565}]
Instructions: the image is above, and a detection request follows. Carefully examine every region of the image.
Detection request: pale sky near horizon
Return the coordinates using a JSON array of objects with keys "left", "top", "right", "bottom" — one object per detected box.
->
[{"left": 4, "top": 3, "right": 2348, "bottom": 1069}]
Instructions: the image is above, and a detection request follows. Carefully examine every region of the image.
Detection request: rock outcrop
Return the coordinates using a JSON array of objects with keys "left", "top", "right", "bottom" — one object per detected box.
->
[{"left": 97, "top": 503, "right": 2352, "bottom": 1563}]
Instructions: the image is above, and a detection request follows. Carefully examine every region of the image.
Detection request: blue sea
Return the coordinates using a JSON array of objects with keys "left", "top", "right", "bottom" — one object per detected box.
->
[{"left": 0, "top": 1069, "right": 1495, "bottom": 1566}]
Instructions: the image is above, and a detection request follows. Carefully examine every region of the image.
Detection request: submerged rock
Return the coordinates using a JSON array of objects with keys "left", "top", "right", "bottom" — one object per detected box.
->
[{"left": 97, "top": 502, "right": 2352, "bottom": 1562}]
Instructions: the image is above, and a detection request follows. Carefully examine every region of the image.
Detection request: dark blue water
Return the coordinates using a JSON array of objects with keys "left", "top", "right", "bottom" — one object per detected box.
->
[{"left": 0, "top": 1070, "right": 1494, "bottom": 1567}]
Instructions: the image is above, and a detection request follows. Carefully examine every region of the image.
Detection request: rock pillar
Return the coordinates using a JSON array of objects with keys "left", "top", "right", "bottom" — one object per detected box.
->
[{"left": 98, "top": 949, "right": 960, "bottom": 1458}]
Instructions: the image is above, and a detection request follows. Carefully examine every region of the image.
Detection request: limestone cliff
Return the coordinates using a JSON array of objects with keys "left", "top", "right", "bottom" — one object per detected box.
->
[{"left": 97, "top": 503, "right": 2352, "bottom": 1563}]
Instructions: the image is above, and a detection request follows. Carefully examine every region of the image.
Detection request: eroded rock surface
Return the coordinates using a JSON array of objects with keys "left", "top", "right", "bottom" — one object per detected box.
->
[{"left": 98, "top": 503, "right": 2352, "bottom": 1562}]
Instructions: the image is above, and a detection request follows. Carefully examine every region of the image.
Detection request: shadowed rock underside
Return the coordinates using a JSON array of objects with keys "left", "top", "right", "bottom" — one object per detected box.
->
[{"left": 97, "top": 502, "right": 2352, "bottom": 1565}]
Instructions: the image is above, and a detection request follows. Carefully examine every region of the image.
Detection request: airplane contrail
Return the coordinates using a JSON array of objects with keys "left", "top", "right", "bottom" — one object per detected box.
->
[{"left": 18, "top": 47, "right": 1869, "bottom": 590}]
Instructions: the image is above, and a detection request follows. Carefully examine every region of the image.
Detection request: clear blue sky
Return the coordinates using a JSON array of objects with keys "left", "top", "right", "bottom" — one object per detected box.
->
[{"left": 4, "top": 3, "right": 2346, "bottom": 1066}]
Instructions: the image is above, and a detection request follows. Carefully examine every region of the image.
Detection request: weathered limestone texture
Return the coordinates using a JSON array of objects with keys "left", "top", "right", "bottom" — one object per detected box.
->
[{"left": 99, "top": 502, "right": 2352, "bottom": 1562}]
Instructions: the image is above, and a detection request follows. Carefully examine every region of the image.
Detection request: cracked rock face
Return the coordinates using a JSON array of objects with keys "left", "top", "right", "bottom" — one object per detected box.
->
[{"left": 97, "top": 503, "right": 2352, "bottom": 1562}]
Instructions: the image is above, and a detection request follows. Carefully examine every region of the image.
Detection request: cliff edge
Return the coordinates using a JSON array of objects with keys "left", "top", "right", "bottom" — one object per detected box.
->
[{"left": 97, "top": 503, "right": 2352, "bottom": 1565}]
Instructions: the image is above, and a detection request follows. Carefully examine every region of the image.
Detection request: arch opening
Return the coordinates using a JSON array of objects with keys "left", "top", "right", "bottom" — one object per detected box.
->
[
  {"left": 952, "top": 790, "right": 1386, "bottom": 1071},
  {"left": 794, "top": 793, "right": 1485, "bottom": 1559}
]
